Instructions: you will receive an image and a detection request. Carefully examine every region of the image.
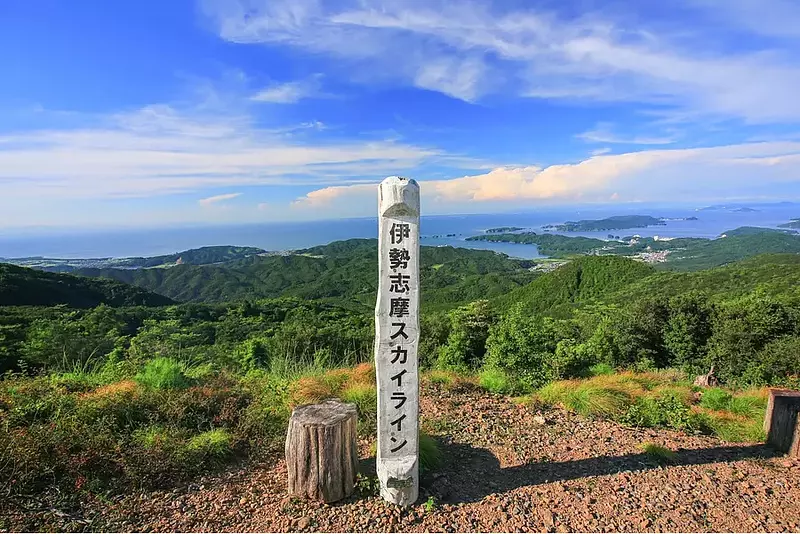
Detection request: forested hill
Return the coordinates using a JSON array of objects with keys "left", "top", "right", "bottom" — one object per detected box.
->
[
  {"left": 0, "top": 263, "right": 175, "bottom": 307},
  {"left": 75, "top": 239, "right": 537, "bottom": 310},
  {"left": 495, "top": 255, "right": 655, "bottom": 315}
]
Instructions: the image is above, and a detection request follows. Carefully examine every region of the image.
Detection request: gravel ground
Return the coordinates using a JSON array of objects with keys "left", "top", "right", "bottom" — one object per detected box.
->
[{"left": 3, "top": 384, "right": 799, "bottom": 532}]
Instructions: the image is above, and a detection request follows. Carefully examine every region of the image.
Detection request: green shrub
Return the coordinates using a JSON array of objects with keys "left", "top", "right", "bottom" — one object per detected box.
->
[
  {"left": 184, "top": 429, "right": 233, "bottom": 458},
  {"left": 699, "top": 387, "right": 732, "bottom": 410},
  {"left": 589, "top": 363, "right": 615, "bottom": 376},
  {"left": 131, "top": 424, "right": 186, "bottom": 452},
  {"left": 135, "top": 358, "right": 188, "bottom": 390},
  {"left": 537, "top": 377, "right": 636, "bottom": 418},
  {"left": 184, "top": 363, "right": 215, "bottom": 381},
  {"left": 341, "top": 383, "right": 377, "bottom": 417},
  {"left": 426, "top": 370, "right": 454, "bottom": 386},
  {"left": 641, "top": 442, "right": 676, "bottom": 462},
  {"left": 478, "top": 367, "right": 517, "bottom": 394},
  {"left": 728, "top": 394, "right": 767, "bottom": 418},
  {"left": 419, "top": 433, "right": 442, "bottom": 472},
  {"left": 696, "top": 411, "right": 766, "bottom": 443},
  {"left": 621, "top": 391, "right": 695, "bottom": 431}
]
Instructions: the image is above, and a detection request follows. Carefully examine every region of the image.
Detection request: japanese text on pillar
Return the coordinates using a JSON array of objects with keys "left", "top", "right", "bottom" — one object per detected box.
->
[{"left": 387, "top": 222, "right": 411, "bottom": 454}]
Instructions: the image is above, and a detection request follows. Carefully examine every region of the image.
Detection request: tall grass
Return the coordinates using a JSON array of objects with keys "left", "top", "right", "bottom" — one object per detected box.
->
[{"left": 535, "top": 372, "right": 767, "bottom": 442}]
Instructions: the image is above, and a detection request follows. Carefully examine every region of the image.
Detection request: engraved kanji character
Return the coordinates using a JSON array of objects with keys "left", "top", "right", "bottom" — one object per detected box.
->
[
  {"left": 389, "top": 273, "right": 411, "bottom": 294},
  {"left": 389, "top": 248, "right": 410, "bottom": 270},
  {"left": 390, "top": 297, "right": 410, "bottom": 317}
]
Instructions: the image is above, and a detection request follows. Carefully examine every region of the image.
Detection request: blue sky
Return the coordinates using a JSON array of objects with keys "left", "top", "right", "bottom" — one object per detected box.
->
[{"left": 2, "top": 0, "right": 800, "bottom": 229}]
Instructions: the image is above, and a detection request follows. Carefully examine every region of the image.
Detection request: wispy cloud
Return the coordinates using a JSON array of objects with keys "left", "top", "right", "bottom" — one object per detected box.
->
[
  {"left": 577, "top": 123, "right": 677, "bottom": 145},
  {"left": 199, "top": 192, "right": 241, "bottom": 206},
  {"left": 0, "top": 102, "right": 474, "bottom": 200},
  {"left": 202, "top": 0, "right": 800, "bottom": 123},
  {"left": 251, "top": 76, "right": 323, "bottom": 103}
]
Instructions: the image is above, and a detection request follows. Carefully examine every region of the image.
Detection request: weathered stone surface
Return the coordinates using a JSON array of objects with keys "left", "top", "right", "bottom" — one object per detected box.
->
[
  {"left": 765, "top": 388, "right": 800, "bottom": 457},
  {"left": 374, "top": 176, "right": 420, "bottom": 507},
  {"left": 285, "top": 399, "right": 358, "bottom": 503}
]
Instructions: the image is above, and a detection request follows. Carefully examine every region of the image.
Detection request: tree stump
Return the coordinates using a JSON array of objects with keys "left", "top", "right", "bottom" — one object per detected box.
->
[
  {"left": 693, "top": 365, "right": 718, "bottom": 388},
  {"left": 764, "top": 388, "right": 800, "bottom": 457},
  {"left": 285, "top": 399, "right": 359, "bottom": 503}
]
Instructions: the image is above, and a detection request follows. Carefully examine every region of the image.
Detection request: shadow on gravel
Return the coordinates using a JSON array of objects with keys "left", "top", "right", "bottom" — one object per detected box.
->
[{"left": 423, "top": 441, "right": 780, "bottom": 504}]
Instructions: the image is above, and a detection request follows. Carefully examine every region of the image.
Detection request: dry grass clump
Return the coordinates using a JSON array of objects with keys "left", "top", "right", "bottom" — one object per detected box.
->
[{"left": 289, "top": 364, "right": 377, "bottom": 408}]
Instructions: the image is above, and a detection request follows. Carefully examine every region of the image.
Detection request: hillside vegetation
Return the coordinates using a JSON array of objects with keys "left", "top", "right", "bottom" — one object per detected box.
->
[
  {"left": 0, "top": 263, "right": 174, "bottom": 307},
  {"left": 469, "top": 227, "right": 800, "bottom": 270},
  {"left": 76, "top": 239, "right": 537, "bottom": 310},
  {"left": 2, "top": 237, "right": 799, "bottom": 511}
]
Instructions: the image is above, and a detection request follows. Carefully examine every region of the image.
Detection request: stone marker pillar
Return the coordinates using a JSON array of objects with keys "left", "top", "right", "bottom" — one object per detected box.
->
[
  {"left": 374, "top": 176, "right": 420, "bottom": 507},
  {"left": 764, "top": 388, "right": 800, "bottom": 457}
]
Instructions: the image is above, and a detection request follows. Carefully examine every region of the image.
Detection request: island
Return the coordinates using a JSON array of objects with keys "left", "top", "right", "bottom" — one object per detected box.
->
[
  {"left": 542, "top": 215, "right": 667, "bottom": 232},
  {"left": 485, "top": 226, "right": 525, "bottom": 233},
  {"left": 779, "top": 218, "right": 800, "bottom": 230},
  {"left": 698, "top": 205, "right": 758, "bottom": 213}
]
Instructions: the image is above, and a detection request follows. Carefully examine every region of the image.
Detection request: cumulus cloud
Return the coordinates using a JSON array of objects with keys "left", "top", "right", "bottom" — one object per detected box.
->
[
  {"left": 199, "top": 192, "right": 242, "bottom": 206},
  {"left": 292, "top": 141, "right": 800, "bottom": 214},
  {"left": 201, "top": 0, "right": 800, "bottom": 123}
]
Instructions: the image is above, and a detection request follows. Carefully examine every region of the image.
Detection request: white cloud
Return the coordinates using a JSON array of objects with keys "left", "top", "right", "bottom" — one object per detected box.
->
[
  {"left": 251, "top": 76, "right": 323, "bottom": 103},
  {"left": 577, "top": 123, "right": 676, "bottom": 145},
  {"left": 292, "top": 141, "right": 800, "bottom": 215},
  {"left": 0, "top": 103, "right": 460, "bottom": 200},
  {"left": 201, "top": 0, "right": 800, "bottom": 123},
  {"left": 199, "top": 192, "right": 242, "bottom": 206}
]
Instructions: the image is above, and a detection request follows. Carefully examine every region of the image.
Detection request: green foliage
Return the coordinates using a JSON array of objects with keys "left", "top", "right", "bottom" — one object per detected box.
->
[
  {"left": 640, "top": 442, "right": 676, "bottom": 463},
  {"left": 537, "top": 378, "right": 637, "bottom": 418},
  {"left": 621, "top": 391, "right": 696, "bottom": 431},
  {"left": 340, "top": 382, "right": 377, "bottom": 420},
  {"left": 699, "top": 388, "right": 733, "bottom": 410},
  {"left": 355, "top": 473, "right": 380, "bottom": 496},
  {"left": 135, "top": 358, "right": 189, "bottom": 390},
  {"left": 0, "top": 263, "right": 174, "bottom": 307},
  {"left": 425, "top": 496, "right": 437, "bottom": 513},
  {"left": 437, "top": 300, "right": 496, "bottom": 371},
  {"left": 495, "top": 255, "right": 654, "bottom": 316},
  {"left": 76, "top": 240, "right": 536, "bottom": 309},
  {"left": 419, "top": 433, "right": 442, "bottom": 472},
  {"left": 184, "top": 429, "right": 233, "bottom": 459},
  {"left": 485, "top": 311, "right": 582, "bottom": 389},
  {"left": 588, "top": 363, "right": 615, "bottom": 376},
  {"left": 742, "top": 336, "right": 800, "bottom": 388},
  {"left": 478, "top": 368, "right": 517, "bottom": 394}
]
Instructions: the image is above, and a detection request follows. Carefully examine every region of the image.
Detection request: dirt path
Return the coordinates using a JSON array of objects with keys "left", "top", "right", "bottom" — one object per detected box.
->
[{"left": 4, "top": 385, "right": 800, "bottom": 532}]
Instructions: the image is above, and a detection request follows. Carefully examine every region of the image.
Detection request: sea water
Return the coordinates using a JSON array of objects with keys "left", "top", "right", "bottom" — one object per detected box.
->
[{"left": 1, "top": 203, "right": 797, "bottom": 260}]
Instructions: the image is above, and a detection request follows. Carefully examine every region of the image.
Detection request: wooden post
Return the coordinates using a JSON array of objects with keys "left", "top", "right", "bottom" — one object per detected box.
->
[
  {"left": 374, "top": 176, "right": 420, "bottom": 507},
  {"left": 285, "top": 399, "right": 359, "bottom": 503},
  {"left": 764, "top": 388, "right": 800, "bottom": 457}
]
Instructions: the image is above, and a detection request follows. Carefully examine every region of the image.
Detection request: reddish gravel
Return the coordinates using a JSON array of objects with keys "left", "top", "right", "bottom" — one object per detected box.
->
[{"left": 3, "top": 384, "right": 799, "bottom": 532}]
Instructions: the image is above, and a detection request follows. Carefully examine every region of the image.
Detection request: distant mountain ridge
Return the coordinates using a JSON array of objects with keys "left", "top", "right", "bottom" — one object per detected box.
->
[{"left": 3, "top": 245, "right": 266, "bottom": 272}]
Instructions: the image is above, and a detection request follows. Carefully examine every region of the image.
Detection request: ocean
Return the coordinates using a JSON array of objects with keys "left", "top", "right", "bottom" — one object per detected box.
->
[{"left": 1, "top": 203, "right": 797, "bottom": 260}]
